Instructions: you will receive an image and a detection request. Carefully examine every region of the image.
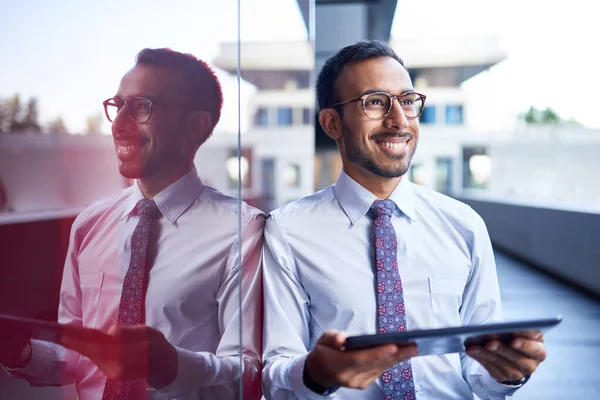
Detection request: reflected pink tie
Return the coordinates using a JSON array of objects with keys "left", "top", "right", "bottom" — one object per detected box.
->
[
  {"left": 371, "top": 200, "right": 415, "bottom": 400},
  {"left": 102, "top": 199, "right": 159, "bottom": 400}
]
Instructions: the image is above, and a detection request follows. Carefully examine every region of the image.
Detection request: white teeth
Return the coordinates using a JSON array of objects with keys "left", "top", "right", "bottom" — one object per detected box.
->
[
  {"left": 380, "top": 141, "right": 405, "bottom": 149},
  {"left": 119, "top": 144, "right": 142, "bottom": 152}
]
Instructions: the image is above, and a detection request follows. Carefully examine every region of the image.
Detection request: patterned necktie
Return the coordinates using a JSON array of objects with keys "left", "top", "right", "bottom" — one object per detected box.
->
[
  {"left": 102, "top": 198, "right": 160, "bottom": 400},
  {"left": 370, "top": 199, "right": 415, "bottom": 400}
]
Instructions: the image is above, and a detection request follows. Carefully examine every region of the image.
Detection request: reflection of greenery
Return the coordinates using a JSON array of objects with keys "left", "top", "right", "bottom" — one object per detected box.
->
[
  {"left": 522, "top": 106, "right": 580, "bottom": 126},
  {"left": 86, "top": 113, "right": 104, "bottom": 135},
  {"left": 0, "top": 94, "right": 41, "bottom": 133},
  {"left": 49, "top": 116, "right": 68, "bottom": 135},
  {"left": 0, "top": 94, "right": 73, "bottom": 134}
]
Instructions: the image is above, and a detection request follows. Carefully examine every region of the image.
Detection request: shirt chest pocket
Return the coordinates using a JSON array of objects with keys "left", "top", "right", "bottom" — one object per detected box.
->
[
  {"left": 428, "top": 277, "right": 465, "bottom": 328},
  {"left": 79, "top": 271, "right": 104, "bottom": 328}
]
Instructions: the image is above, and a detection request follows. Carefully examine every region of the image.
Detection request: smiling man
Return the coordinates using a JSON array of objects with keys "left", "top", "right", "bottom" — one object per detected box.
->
[
  {"left": 261, "top": 40, "right": 546, "bottom": 399},
  {"left": 0, "top": 48, "right": 264, "bottom": 399}
]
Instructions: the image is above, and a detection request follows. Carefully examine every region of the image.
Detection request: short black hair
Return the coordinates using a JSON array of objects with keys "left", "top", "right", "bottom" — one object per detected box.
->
[
  {"left": 135, "top": 48, "right": 223, "bottom": 131},
  {"left": 316, "top": 40, "right": 406, "bottom": 112}
]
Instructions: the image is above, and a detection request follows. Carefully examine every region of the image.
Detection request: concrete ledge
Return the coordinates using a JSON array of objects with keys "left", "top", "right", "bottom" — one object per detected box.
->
[{"left": 456, "top": 195, "right": 600, "bottom": 297}]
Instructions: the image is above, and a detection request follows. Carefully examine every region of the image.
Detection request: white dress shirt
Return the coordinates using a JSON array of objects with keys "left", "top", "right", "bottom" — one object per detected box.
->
[
  {"left": 262, "top": 170, "right": 520, "bottom": 400},
  {"left": 8, "top": 167, "right": 265, "bottom": 400}
]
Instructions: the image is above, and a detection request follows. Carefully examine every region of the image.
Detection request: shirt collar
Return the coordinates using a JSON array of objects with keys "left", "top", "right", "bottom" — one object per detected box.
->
[
  {"left": 121, "top": 167, "right": 204, "bottom": 224},
  {"left": 334, "top": 169, "right": 417, "bottom": 225}
]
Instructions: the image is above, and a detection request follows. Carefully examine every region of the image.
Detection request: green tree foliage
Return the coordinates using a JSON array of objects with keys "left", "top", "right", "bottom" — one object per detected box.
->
[
  {"left": 0, "top": 94, "right": 42, "bottom": 132},
  {"left": 85, "top": 112, "right": 104, "bottom": 135},
  {"left": 521, "top": 106, "right": 580, "bottom": 125},
  {"left": 48, "top": 116, "right": 68, "bottom": 135}
]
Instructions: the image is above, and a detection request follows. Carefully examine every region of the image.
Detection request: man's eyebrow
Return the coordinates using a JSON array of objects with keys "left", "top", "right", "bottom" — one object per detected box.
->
[
  {"left": 361, "top": 89, "right": 388, "bottom": 96},
  {"left": 360, "top": 88, "right": 416, "bottom": 96},
  {"left": 112, "top": 94, "right": 158, "bottom": 101}
]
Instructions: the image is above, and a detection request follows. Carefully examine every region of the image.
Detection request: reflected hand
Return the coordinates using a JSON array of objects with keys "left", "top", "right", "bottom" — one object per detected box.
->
[
  {"left": 59, "top": 325, "right": 177, "bottom": 389},
  {"left": 305, "top": 329, "right": 419, "bottom": 390},
  {"left": 466, "top": 330, "right": 546, "bottom": 383},
  {"left": 0, "top": 326, "right": 31, "bottom": 368}
]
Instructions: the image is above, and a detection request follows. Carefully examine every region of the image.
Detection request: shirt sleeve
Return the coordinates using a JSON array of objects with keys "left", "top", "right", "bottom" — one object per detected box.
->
[
  {"left": 261, "top": 214, "right": 338, "bottom": 400},
  {"left": 459, "top": 208, "right": 521, "bottom": 399},
  {"left": 154, "top": 211, "right": 265, "bottom": 400},
  {"left": 5, "top": 213, "right": 93, "bottom": 387}
]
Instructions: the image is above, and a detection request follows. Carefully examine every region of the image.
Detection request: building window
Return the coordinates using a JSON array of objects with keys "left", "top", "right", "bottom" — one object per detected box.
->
[
  {"left": 283, "top": 163, "right": 301, "bottom": 187},
  {"left": 226, "top": 149, "right": 252, "bottom": 189},
  {"left": 409, "top": 163, "right": 427, "bottom": 187},
  {"left": 462, "top": 146, "right": 490, "bottom": 189},
  {"left": 294, "top": 71, "right": 310, "bottom": 89},
  {"left": 435, "top": 157, "right": 453, "bottom": 194},
  {"left": 277, "top": 107, "right": 293, "bottom": 126},
  {"left": 254, "top": 107, "right": 269, "bottom": 126},
  {"left": 302, "top": 108, "right": 312, "bottom": 125},
  {"left": 445, "top": 104, "right": 463, "bottom": 125},
  {"left": 420, "top": 105, "right": 436, "bottom": 124}
]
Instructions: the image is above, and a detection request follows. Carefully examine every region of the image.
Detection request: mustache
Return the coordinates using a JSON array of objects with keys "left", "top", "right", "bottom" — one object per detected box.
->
[{"left": 370, "top": 132, "right": 413, "bottom": 141}]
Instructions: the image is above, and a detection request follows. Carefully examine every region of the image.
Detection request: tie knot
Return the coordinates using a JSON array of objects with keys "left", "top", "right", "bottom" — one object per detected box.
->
[
  {"left": 370, "top": 199, "right": 396, "bottom": 218},
  {"left": 135, "top": 199, "right": 160, "bottom": 219}
]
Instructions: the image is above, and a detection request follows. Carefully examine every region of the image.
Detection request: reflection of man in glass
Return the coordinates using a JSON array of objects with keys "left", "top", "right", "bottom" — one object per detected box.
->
[
  {"left": 0, "top": 48, "right": 264, "bottom": 399},
  {"left": 262, "top": 41, "right": 546, "bottom": 399}
]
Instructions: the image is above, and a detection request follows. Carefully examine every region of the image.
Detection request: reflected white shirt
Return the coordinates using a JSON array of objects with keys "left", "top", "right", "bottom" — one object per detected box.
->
[
  {"left": 8, "top": 167, "right": 265, "bottom": 400},
  {"left": 262, "top": 170, "right": 519, "bottom": 400}
]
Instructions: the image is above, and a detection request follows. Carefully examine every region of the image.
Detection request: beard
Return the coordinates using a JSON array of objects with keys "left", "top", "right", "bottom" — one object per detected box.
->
[{"left": 341, "top": 120, "right": 416, "bottom": 178}]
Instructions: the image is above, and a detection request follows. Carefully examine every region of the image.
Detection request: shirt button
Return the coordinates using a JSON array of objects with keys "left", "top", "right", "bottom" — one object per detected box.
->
[{"left": 415, "top": 385, "right": 421, "bottom": 391}]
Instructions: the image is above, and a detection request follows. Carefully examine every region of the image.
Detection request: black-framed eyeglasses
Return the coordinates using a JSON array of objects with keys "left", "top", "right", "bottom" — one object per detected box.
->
[
  {"left": 103, "top": 96, "right": 195, "bottom": 123},
  {"left": 103, "top": 97, "right": 161, "bottom": 123},
  {"left": 329, "top": 91, "right": 427, "bottom": 120}
]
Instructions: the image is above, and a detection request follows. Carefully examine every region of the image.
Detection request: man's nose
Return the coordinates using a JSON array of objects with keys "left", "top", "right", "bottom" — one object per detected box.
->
[
  {"left": 384, "top": 98, "right": 410, "bottom": 130},
  {"left": 111, "top": 107, "right": 135, "bottom": 136}
]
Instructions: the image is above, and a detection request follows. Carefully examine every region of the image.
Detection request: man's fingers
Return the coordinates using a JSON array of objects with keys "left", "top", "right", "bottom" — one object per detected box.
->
[
  {"left": 338, "top": 344, "right": 417, "bottom": 389},
  {"left": 59, "top": 335, "right": 95, "bottom": 357},
  {"left": 393, "top": 343, "right": 419, "bottom": 361},
  {"left": 317, "top": 330, "right": 346, "bottom": 349},
  {"left": 349, "top": 343, "right": 417, "bottom": 371},
  {"left": 474, "top": 357, "right": 510, "bottom": 382},
  {"left": 342, "top": 368, "right": 386, "bottom": 390},
  {"left": 108, "top": 325, "right": 150, "bottom": 342},
  {"left": 487, "top": 341, "right": 544, "bottom": 375},
  {"left": 467, "top": 345, "right": 526, "bottom": 382},
  {"left": 508, "top": 338, "right": 547, "bottom": 361},
  {"left": 331, "top": 346, "right": 397, "bottom": 389},
  {"left": 514, "top": 330, "right": 544, "bottom": 341}
]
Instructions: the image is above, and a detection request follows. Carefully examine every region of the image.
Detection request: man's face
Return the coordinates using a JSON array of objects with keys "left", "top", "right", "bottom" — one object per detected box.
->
[
  {"left": 111, "top": 64, "right": 192, "bottom": 180},
  {"left": 335, "top": 56, "right": 419, "bottom": 180}
]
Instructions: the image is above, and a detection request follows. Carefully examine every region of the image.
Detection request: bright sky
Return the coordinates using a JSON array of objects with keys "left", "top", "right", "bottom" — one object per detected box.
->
[
  {"left": 1, "top": 0, "right": 598, "bottom": 132},
  {"left": 0, "top": 0, "right": 307, "bottom": 134},
  {"left": 392, "top": 0, "right": 600, "bottom": 128}
]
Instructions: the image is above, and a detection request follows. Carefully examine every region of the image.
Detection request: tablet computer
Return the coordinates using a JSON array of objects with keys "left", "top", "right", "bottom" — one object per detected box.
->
[
  {"left": 344, "top": 317, "right": 562, "bottom": 356},
  {"left": 0, "top": 313, "right": 116, "bottom": 345}
]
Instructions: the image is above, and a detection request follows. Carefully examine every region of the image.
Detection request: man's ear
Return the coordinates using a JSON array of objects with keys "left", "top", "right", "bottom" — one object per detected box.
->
[
  {"left": 319, "top": 109, "right": 342, "bottom": 140},
  {"left": 188, "top": 111, "right": 213, "bottom": 147}
]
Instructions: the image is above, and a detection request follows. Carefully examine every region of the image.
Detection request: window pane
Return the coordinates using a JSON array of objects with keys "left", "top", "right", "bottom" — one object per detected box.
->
[
  {"left": 435, "top": 157, "right": 453, "bottom": 193},
  {"left": 302, "top": 107, "right": 312, "bottom": 125},
  {"left": 420, "top": 105, "right": 436, "bottom": 124},
  {"left": 254, "top": 107, "right": 269, "bottom": 126},
  {"left": 277, "top": 107, "right": 293, "bottom": 126},
  {"left": 445, "top": 104, "right": 463, "bottom": 125}
]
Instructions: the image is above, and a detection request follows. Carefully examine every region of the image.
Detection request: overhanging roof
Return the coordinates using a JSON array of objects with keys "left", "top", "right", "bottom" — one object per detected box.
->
[{"left": 390, "top": 35, "right": 507, "bottom": 69}]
